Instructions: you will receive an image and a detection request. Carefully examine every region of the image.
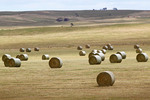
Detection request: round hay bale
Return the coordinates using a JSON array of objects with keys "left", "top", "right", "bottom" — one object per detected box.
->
[
  {"left": 95, "top": 53, "right": 105, "bottom": 61},
  {"left": 49, "top": 57, "right": 63, "bottom": 68},
  {"left": 34, "top": 47, "right": 39, "bottom": 51},
  {"left": 109, "top": 54, "right": 122, "bottom": 63},
  {"left": 97, "top": 50, "right": 102, "bottom": 53},
  {"left": 108, "top": 46, "right": 114, "bottom": 50},
  {"left": 16, "top": 55, "right": 20, "bottom": 59},
  {"left": 77, "top": 46, "right": 83, "bottom": 50},
  {"left": 20, "top": 48, "right": 25, "bottom": 52},
  {"left": 42, "top": 54, "right": 50, "bottom": 60},
  {"left": 85, "top": 44, "right": 90, "bottom": 49},
  {"left": 134, "top": 44, "right": 140, "bottom": 49},
  {"left": 117, "top": 51, "right": 126, "bottom": 59},
  {"left": 102, "top": 49, "right": 107, "bottom": 54},
  {"left": 136, "top": 53, "right": 148, "bottom": 62},
  {"left": 89, "top": 55, "right": 102, "bottom": 65},
  {"left": 9, "top": 58, "right": 21, "bottom": 67},
  {"left": 4, "top": 57, "right": 11, "bottom": 67},
  {"left": 91, "top": 49, "right": 98, "bottom": 53},
  {"left": 106, "top": 43, "right": 112, "bottom": 47},
  {"left": 103, "top": 45, "right": 108, "bottom": 50},
  {"left": 19, "top": 54, "right": 28, "bottom": 61},
  {"left": 26, "top": 48, "right": 31, "bottom": 52},
  {"left": 79, "top": 51, "right": 86, "bottom": 56},
  {"left": 97, "top": 71, "right": 115, "bottom": 86},
  {"left": 2, "top": 54, "right": 11, "bottom": 62},
  {"left": 136, "top": 48, "right": 142, "bottom": 53},
  {"left": 88, "top": 52, "right": 97, "bottom": 58}
]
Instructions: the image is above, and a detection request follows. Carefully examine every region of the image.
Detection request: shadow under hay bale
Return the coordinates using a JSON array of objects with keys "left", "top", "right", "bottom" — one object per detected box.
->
[
  {"left": 49, "top": 57, "right": 63, "bottom": 68},
  {"left": 117, "top": 51, "right": 126, "bottom": 59},
  {"left": 85, "top": 44, "right": 90, "bottom": 49},
  {"left": 136, "top": 53, "right": 148, "bottom": 62},
  {"left": 2, "top": 54, "right": 11, "bottom": 62},
  {"left": 95, "top": 53, "right": 105, "bottom": 61},
  {"left": 136, "top": 48, "right": 142, "bottom": 53},
  {"left": 77, "top": 46, "right": 83, "bottom": 50},
  {"left": 34, "top": 47, "right": 39, "bottom": 51},
  {"left": 79, "top": 51, "right": 86, "bottom": 56},
  {"left": 109, "top": 54, "right": 122, "bottom": 63},
  {"left": 134, "top": 44, "right": 140, "bottom": 49},
  {"left": 42, "top": 54, "right": 50, "bottom": 60},
  {"left": 26, "top": 48, "right": 31, "bottom": 52},
  {"left": 20, "top": 48, "right": 25, "bottom": 52},
  {"left": 97, "top": 71, "right": 115, "bottom": 86},
  {"left": 89, "top": 55, "right": 102, "bottom": 65},
  {"left": 9, "top": 58, "right": 21, "bottom": 67}
]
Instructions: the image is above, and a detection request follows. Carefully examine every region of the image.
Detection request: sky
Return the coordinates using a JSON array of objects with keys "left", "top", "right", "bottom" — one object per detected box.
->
[{"left": 0, "top": 0, "right": 150, "bottom": 11}]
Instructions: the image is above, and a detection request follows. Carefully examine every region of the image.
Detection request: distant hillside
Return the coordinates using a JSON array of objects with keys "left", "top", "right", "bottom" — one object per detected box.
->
[{"left": 0, "top": 10, "right": 150, "bottom": 26}]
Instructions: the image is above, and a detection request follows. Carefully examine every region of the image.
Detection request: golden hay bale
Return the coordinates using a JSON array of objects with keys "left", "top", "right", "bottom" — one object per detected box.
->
[
  {"left": 26, "top": 48, "right": 31, "bottom": 52},
  {"left": 49, "top": 57, "right": 63, "bottom": 68},
  {"left": 79, "top": 51, "right": 86, "bottom": 56},
  {"left": 89, "top": 55, "right": 102, "bottom": 65},
  {"left": 2, "top": 54, "right": 11, "bottom": 62},
  {"left": 34, "top": 47, "right": 39, "bottom": 51},
  {"left": 4, "top": 58, "right": 11, "bottom": 67},
  {"left": 108, "top": 46, "right": 114, "bottom": 50},
  {"left": 91, "top": 49, "right": 98, "bottom": 53},
  {"left": 106, "top": 43, "right": 112, "bottom": 47},
  {"left": 136, "top": 53, "right": 148, "bottom": 62},
  {"left": 97, "top": 71, "right": 115, "bottom": 86},
  {"left": 42, "top": 54, "right": 50, "bottom": 60},
  {"left": 136, "top": 48, "right": 142, "bottom": 53},
  {"left": 117, "top": 51, "right": 126, "bottom": 59},
  {"left": 88, "top": 52, "right": 97, "bottom": 58},
  {"left": 16, "top": 55, "right": 20, "bottom": 58},
  {"left": 103, "top": 45, "right": 108, "bottom": 50},
  {"left": 77, "top": 46, "right": 83, "bottom": 50},
  {"left": 20, "top": 48, "right": 25, "bottom": 52},
  {"left": 109, "top": 54, "right": 122, "bottom": 63},
  {"left": 95, "top": 53, "right": 105, "bottom": 61},
  {"left": 9, "top": 58, "right": 21, "bottom": 67},
  {"left": 85, "top": 44, "right": 90, "bottom": 49},
  {"left": 101, "top": 49, "right": 107, "bottom": 54},
  {"left": 19, "top": 54, "right": 28, "bottom": 61},
  {"left": 97, "top": 50, "right": 102, "bottom": 53},
  {"left": 134, "top": 44, "right": 140, "bottom": 49}
]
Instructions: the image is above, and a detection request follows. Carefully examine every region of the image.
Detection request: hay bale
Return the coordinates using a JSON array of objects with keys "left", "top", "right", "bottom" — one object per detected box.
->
[
  {"left": 117, "top": 51, "right": 126, "bottom": 59},
  {"left": 2, "top": 54, "right": 11, "bottom": 62},
  {"left": 89, "top": 55, "right": 102, "bottom": 65},
  {"left": 34, "top": 47, "right": 39, "bottom": 51},
  {"left": 103, "top": 45, "right": 108, "bottom": 50},
  {"left": 109, "top": 54, "right": 122, "bottom": 63},
  {"left": 136, "top": 53, "right": 148, "bottom": 62},
  {"left": 79, "top": 51, "right": 86, "bottom": 56},
  {"left": 19, "top": 54, "right": 28, "bottom": 61},
  {"left": 49, "top": 57, "right": 63, "bottom": 68},
  {"left": 134, "top": 44, "right": 140, "bottom": 49},
  {"left": 20, "top": 48, "right": 25, "bottom": 52},
  {"left": 95, "top": 53, "right": 105, "bottom": 61},
  {"left": 91, "top": 49, "right": 98, "bottom": 53},
  {"left": 97, "top": 71, "right": 115, "bottom": 86},
  {"left": 136, "top": 48, "right": 142, "bottom": 53},
  {"left": 26, "top": 48, "right": 31, "bottom": 52},
  {"left": 9, "top": 58, "right": 21, "bottom": 67},
  {"left": 42, "top": 54, "right": 50, "bottom": 60},
  {"left": 77, "top": 46, "right": 83, "bottom": 50},
  {"left": 85, "top": 44, "right": 90, "bottom": 49},
  {"left": 97, "top": 50, "right": 102, "bottom": 53},
  {"left": 88, "top": 52, "right": 97, "bottom": 58},
  {"left": 108, "top": 46, "right": 114, "bottom": 50},
  {"left": 4, "top": 58, "right": 11, "bottom": 67},
  {"left": 102, "top": 49, "right": 107, "bottom": 54},
  {"left": 16, "top": 55, "right": 20, "bottom": 58},
  {"left": 106, "top": 43, "right": 112, "bottom": 47}
]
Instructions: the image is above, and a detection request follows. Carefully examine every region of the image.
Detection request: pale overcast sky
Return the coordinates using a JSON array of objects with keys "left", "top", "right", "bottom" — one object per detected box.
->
[{"left": 0, "top": 0, "right": 150, "bottom": 11}]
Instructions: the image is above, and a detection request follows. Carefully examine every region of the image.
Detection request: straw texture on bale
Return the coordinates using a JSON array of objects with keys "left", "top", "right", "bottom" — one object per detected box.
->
[
  {"left": 20, "top": 48, "right": 25, "bottom": 52},
  {"left": 34, "top": 47, "right": 39, "bottom": 51},
  {"left": 136, "top": 53, "right": 148, "bottom": 62},
  {"left": 134, "top": 44, "right": 140, "bottom": 49},
  {"left": 79, "top": 51, "right": 86, "bottom": 56},
  {"left": 85, "top": 44, "right": 90, "bottom": 49},
  {"left": 49, "top": 57, "right": 63, "bottom": 68},
  {"left": 97, "top": 71, "right": 115, "bottom": 86},
  {"left": 2, "top": 54, "right": 11, "bottom": 62},
  {"left": 26, "top": 48, "right": 31, "bottom": 52},
  {"left": 19, "top": 54, "right": 28, "bottom": 61},
  {"left": 95, "top": 53, "right": 105, "bottom": 61},
  {"left": 117, "top": 51, "right": 126, "bottom": 59},
  {"left": 109, "top": 54, "right": 122, "bottom": 63},
  {"left": 42, "top": 54, "right": 49, "bottom": 60},
  {"left": 77, "top": 46, "right": 83, "bottom": 50},
  {"left": 4, "top": 58, "right": 11, "bottom": 67},
  {"left": 103, "top": 45, "right": 108, "bottom": 50},
  {"left": 89, "top": 55, "right": 102, "bottom": 65},
  {"left": 136, "top": 48, "right": 143, "bottom": 53},
  {"left": 102, "top": 49, "right": 106, "bottom": 54},
  {"left": 9, "top": 58, "right": 21, "bottom": 67}
]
